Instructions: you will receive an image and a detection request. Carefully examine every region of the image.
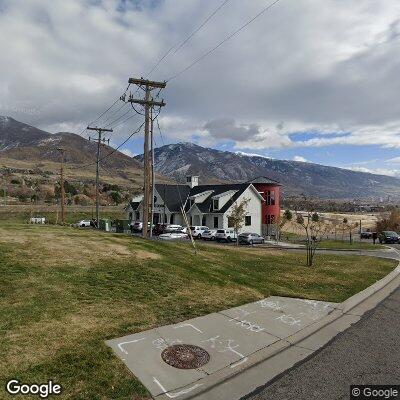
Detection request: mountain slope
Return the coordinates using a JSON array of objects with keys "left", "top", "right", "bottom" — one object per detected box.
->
[
  {"left": 135, "top": 142, "right": 400, "bottom": 199},
  {"left": 0, "top": 116, "right": 141, "bottom": 170}
]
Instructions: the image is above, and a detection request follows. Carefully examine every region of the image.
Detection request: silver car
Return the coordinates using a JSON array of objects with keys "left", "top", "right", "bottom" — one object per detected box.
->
[
  {"left": 202, "top": 229, "right": 217, "bottom": 241},
  {"left": 238, "top": 233, "right": 265, "bottom": 245}
]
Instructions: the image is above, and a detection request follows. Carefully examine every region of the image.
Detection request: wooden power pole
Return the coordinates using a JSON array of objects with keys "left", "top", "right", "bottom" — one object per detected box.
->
[
  {"left": 87, "top": 126, "right": 113, "bottom": 227},
  {"left": 57, "top": 148, "right": 66, "bottom": 224},
  {"left": 128, "top": 78, "right": 166, "bottom": 238}
]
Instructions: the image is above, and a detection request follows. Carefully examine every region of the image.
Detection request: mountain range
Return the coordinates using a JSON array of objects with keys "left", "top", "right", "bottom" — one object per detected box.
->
[
  {"left": 0, "top": 116, "right": 140, "bottom": 170},
  {"left": 1, "top": 116, "right": 400, "bottom": 200},
  {"left": 135, "top": 142, "right": 400, "bottom": 200}
]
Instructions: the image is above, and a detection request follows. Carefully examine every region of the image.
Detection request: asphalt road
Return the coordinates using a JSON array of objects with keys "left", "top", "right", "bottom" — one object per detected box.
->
[{"left": 244, "top": 287, "right": 400, "bottom": 400}]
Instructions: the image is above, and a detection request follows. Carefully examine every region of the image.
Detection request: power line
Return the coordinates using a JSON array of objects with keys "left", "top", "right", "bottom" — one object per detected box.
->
[
  {"left": 145, "top": 0, "right": 231, "bottom": 79},
  {"left": 167, "top": 0, "right": 283, "bottom": 81},
  {"left": 68, "top": 122, "right": 144, "bottom": 170}
]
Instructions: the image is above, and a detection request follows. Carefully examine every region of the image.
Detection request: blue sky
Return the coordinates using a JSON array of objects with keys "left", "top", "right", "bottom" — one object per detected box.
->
[{"left": 1, "top": 0, "right": 400, "bottom": 176}]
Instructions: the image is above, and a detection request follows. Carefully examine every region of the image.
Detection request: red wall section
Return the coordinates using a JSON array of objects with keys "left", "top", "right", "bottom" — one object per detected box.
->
[{"left": 252, "top": 183, "right": 281, "bottom": 224}]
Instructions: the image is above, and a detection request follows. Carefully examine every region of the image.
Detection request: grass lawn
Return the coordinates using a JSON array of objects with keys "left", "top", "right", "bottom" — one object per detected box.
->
[
  {"left": 318, "top": 239, "right": 385, "bottom": 250},
  {"left": 0, "top": 206, "right": 125, "bottom": 225},
  {"left": 0, "top": 223, "right": 397, "bottom": 399}
]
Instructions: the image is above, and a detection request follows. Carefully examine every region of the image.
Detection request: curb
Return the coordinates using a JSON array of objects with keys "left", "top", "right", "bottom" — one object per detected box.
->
[
  {"left": 181, "top": 260, "right": 400, "bottom": 400},
  {"left": 263, "top": 245, "right": 391, "bottom": 252}
]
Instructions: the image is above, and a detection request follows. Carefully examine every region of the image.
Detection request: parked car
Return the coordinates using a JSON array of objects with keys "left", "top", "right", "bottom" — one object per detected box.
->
[
  {"left": 78, "top": 220, "right": 91, "bottom": 227},
  {"left": 164, "top": 224, "right": 185, "bottom": 233},
  {"left": 130, "top": 221, "right": 154, "bottom": 233},
  {"left": 159, "top": 232, "right": 189, "bottom": 241},
  {"left": 215, "top": 229, "right": 237, "bottom": 242},
  {"left": 189, "top": 226, "right": 209, "bottom": 239},
  {"left": 202, "top": 229, "right": 217, "bottom": 241},
  {"left": 378, "top": 231, "right": 400, "bottom": 244},
  {"left": 238, "top": 232, "right": 265, "bottom": 245},
  {"left": 360, "top": 231, "right": 373, "bottom": 239}
]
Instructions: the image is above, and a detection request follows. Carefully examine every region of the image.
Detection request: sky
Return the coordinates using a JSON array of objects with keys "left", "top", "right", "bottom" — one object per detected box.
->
[{"left": 1, "top": 0, "right": 400, "bottom": 176}]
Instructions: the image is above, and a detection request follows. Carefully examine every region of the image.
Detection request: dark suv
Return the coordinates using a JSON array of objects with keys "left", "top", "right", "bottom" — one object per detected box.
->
[{"left": 378, "top": 231, "right": 400, "bottom": 244}]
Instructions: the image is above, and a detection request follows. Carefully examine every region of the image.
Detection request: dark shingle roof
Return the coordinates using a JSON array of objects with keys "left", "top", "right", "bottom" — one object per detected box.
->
[
  {"left": 187, "top": 183, "right": 251, "bottom": 214},
  {"left": 247, "top": 176, "right": 281, "bottom": 185},
  {"left": 155, "top": 184, "right": 191, "bottom": 213},
  {"left": 129, "top": 202, "right": 140, "bottom": 211}
]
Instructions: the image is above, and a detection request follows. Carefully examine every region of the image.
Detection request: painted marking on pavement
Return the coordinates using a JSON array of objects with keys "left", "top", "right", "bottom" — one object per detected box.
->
[
  {"left": 153, "top": 377, "right": 203, "bottom": 398},
  {"left": 174, "top": 323, "right": 203, "bottom": 334},
  {"left": 118, "top": 337, "right": 146, "bottom": 354}
]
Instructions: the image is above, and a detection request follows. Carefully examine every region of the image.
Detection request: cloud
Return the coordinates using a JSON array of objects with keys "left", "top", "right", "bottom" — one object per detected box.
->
[
  {"left": 347, "top": 166, "right": 400, "bottom": 177},
  {"left": 385, "top": 156, "right": 400, "bottom": 163},
  {"left": 1, "top": 0, "right": 400, "bottom": 154},
  {"left": 293, "top": 155, "right": 307, "bottom": 162}
]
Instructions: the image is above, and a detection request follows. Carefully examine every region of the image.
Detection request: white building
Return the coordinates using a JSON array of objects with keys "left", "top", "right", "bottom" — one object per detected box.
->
[{"left": 126, "top": 176, "right": 264, "bottom": 234}]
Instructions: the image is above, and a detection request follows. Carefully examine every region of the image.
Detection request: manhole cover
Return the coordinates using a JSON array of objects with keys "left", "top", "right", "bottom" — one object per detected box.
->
[{"left": 161, "top": 344, "right": 210, "bottom": 369}]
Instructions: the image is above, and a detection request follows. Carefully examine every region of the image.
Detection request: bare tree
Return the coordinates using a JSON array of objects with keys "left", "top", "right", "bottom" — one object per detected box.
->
[
  {"left": 228, "top": 198, "right": 250, "bottom": 246},
  {"left": 274, "top": 209, "right": 293, "bottom": 243},
  {"left": 294, "top": 197, "right": 325, "bottom": 266}
]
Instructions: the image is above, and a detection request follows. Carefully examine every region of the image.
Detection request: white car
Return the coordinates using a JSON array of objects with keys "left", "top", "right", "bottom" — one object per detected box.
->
[
  {"left": 202, "top": 229, "right": 217, "bottom": 241},
  {"left": 215, "top": 229, "right": 237, "bottom": 242},
  {"left": 159, "top": 232, "right": 189, "bottom": 241},
  {"left": 164, "top": 224, "right": 186, "bottom": 233},
  {"left": 78, "top": 220, "right": 91, "bottom": 227},
  {"left": 189, "top": 226, "right": 210, "bottom": 239}
]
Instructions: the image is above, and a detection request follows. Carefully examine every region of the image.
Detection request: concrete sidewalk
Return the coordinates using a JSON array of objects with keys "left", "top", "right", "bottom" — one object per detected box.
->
[
  {"left": 106, "top": 262, "right": 400, "bottom": 400},
  {"left": 107, "top": 297, "right": 337, "bottom": 399}
]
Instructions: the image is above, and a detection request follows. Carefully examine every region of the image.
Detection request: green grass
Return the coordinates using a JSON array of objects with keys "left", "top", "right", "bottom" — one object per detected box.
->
[
  {"left": 318, "top": 239, "right": 385, "bottom": 250},
  {"left": 0, "top": 223, "right": 396, "bottom": 399},
  {"left": 0, "top": 208, "right": 124, "bottom": 225}
]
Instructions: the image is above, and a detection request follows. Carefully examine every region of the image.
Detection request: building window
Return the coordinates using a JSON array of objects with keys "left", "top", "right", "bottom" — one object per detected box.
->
[
  {"left": 265, "top": 215, "right": 275, "bottom": 224},
  {"left": 135, "top": 211, "right": 140, "bottom": 220},
  {"left": 213, "top": 199, "right": 219, "bottom": 210},
  {"left": 170, "top": 214, "right": 174, "bottom": 224},
  {"left": 214, "top": 216, "right": 219, "bottom": 228},
  {"left": 187, "top": 176, "right": 191, "bottom": 183},
  {"left": 245, "top": 216, "right": 251, "bottom": 226},
  {"left": 266, "top": 190, "right": 275, "bottom": 206},
  {"left": 228, "top": 217, "right": 234, "bottom": 228},
  {"left": 202, "top": 215, "right": 206, "bottom": 226}
]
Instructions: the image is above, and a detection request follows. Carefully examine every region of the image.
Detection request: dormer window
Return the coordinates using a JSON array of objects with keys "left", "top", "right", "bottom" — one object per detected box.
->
[{"left": 213, "top": 199, "right": 219, "bottom": 210}]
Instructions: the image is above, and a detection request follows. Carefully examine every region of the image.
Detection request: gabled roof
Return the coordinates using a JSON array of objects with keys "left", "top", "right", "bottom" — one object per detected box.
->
[
  {"left": 129, "top": 202, "right": 140, "bottom": 211},
  {"left": 155, "top": 183, "right": 191, "bottom": 213},
  {"left": 247, "top": 176, "right": 281, "bottom": 185},
  {"left": 187, "top": 183, "right": 250, "bottom": 214}
]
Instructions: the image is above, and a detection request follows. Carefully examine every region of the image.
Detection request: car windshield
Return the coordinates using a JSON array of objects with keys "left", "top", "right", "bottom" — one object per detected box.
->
[
  {"left": 385, "top": 231, "right": 397, "bottom": 236},
  {"left": 240, "top": 233, "right": 251, "bottom": 236},
  {"left": 216, "top": 230, "right": 225, "bottom": 233}
]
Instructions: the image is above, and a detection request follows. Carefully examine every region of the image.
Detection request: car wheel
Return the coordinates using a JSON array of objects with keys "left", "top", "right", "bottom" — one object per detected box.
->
[
  {"left": 249, "top": 240, "right": 254, "bottom": 245},
  {"left": 227, "top": 237, "right": 232, "bottom": 242},
  {"left": 197, "top": 233, "right": 202, "bottom": 239}
]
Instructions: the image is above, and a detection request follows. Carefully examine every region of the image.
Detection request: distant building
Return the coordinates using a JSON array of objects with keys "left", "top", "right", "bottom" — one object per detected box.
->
[
  {"left": 247, "top": 177, "right": 281, "bottom": 235},
  {"left": 126, "top": 175, "right": 281, "bottom": 236}
]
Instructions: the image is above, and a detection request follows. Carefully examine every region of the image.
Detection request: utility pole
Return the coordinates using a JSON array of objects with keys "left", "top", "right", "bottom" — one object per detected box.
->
[
  {"left": 87, "top": 126, "right": 113, "bottom": 227},
  {"left": 127, "top": 78, "right": 166, "bottom": 238},
  {"left": 57, "top": 148, "right": 66, "bottom": 224}
]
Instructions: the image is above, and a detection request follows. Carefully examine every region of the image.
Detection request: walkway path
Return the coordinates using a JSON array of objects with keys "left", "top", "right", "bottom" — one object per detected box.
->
[{"left": 246, "top": 287, "right": 400, "bottom": 400}]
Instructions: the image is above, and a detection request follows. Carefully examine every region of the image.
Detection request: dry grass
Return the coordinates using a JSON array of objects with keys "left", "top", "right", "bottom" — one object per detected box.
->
[{"left": 0, "top": 223, "right": 396, "bottom": 399}]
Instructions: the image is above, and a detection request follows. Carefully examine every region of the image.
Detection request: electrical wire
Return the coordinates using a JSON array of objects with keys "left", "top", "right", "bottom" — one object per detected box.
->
[
  {"left": 145, "top": 0, "right": 231, "bottom": 79},
  {"left": 67, "top": 122, "right": 144, "bottom": 170},
  {"left": 167, "top": 0, "right": 283, "bottom": 81}
]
